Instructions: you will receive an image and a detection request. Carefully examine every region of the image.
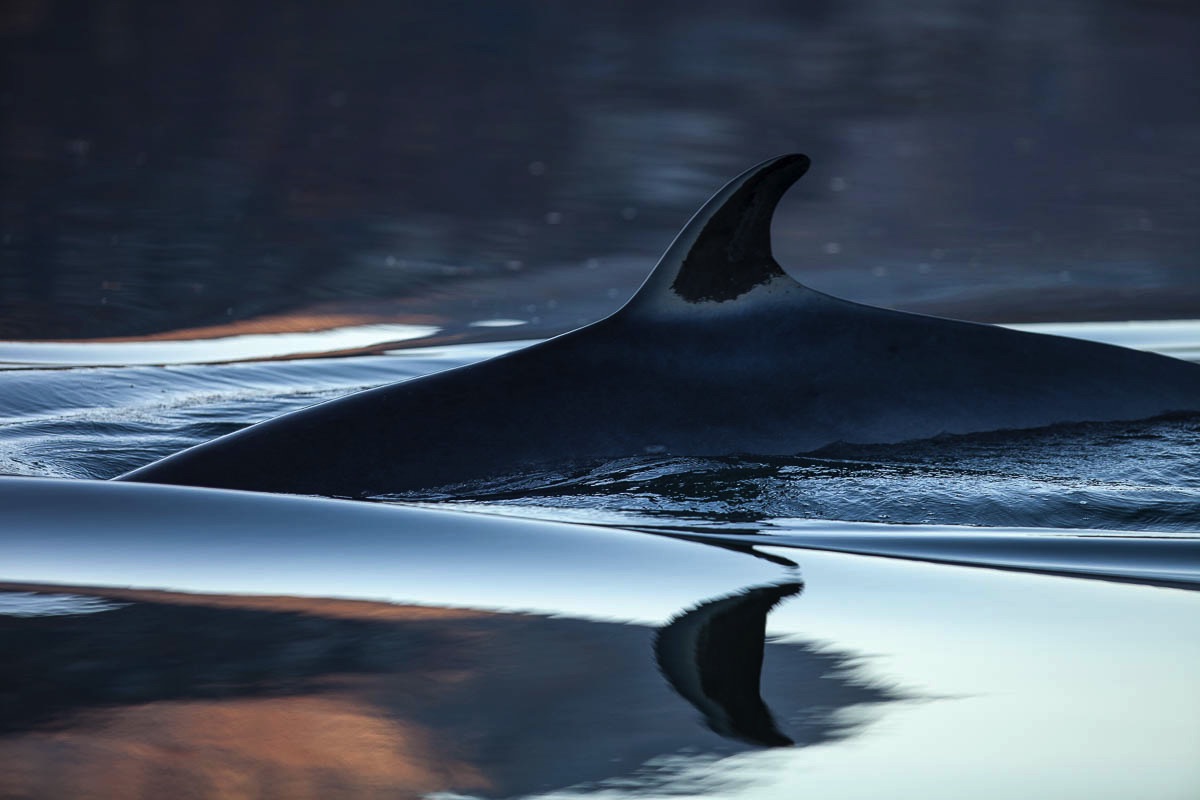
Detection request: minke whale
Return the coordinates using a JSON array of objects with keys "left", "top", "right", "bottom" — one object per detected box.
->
[{"left": 119, "top": 153, "right": 1200, "bottom": 497}]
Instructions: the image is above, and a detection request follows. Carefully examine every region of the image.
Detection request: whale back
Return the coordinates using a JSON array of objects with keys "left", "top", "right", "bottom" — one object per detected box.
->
[{"left": 117, "top": 154, "right": 1200, "bottom": 497}]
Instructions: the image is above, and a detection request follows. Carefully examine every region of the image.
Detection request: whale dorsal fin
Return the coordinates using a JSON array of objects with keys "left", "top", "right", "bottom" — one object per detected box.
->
[{"left": 621, "top": 153, "right": 812, "bottom": 314}]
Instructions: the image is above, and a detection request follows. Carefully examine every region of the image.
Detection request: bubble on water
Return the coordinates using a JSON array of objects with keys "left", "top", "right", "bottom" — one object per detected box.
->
[{"left": 66, "top": 139, "right": 91, "bottom": 158}]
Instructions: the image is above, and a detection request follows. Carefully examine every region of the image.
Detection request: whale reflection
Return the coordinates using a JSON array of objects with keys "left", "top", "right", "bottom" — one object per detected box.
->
[
  {"left": 656, "top": 582, "right": 803, "bottom": 747},
  {"left": 0, "top": 582, "right": 895, "bottom": 799}
]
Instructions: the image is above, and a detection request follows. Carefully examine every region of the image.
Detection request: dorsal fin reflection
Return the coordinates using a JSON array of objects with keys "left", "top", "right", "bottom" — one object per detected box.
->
[{"left": 655, "top": 582, "right": 803, "bottom": 747}]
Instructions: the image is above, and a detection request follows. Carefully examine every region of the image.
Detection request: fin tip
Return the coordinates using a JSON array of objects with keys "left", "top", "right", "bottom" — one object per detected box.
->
[{"left": 626, "top": 153, "right": 813, "bottom": 309}]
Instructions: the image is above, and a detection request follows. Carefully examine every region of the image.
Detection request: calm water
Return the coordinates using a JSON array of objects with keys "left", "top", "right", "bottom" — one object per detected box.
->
[
  {"left": 4, "top": 2, "right": 1200, "bottom": 796},
  {"left": 3, "top": 323, "right": 1200, "bottom": 798},
  {"left": 4, "top": 1, "right": 1200, "bottom": 339}
]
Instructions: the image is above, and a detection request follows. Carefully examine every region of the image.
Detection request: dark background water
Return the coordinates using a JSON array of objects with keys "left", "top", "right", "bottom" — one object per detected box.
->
[{"left": 2, "top": 0, "right": 1199, "bottom": 339}]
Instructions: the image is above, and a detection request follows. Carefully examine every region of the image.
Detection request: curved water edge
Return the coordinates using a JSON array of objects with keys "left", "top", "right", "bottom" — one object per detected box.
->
[
  {"left": 0, "top": 477, "right": 791, "bottom": 625},
  {"left": 6, "top": 2, "right": 1200, "bottom": 792},
  {"left": 3, "top": 478, "right": 1199, "bottom": 798},
  {"left": 0, "top": 476, "right": 886, "bottom": 794},
  {"left": 1, "top": 315, "right": 1197, "bottom": 368},
  {"left": 673, "top": 526, "right": 1200, "bottom": 590},
  {"left": 3, "top": 324, "right": 1200, "bottom": 796},
  {"left": 394, "top": 498, "right": 1200, "bottom": 591},
  {"left": 4, "top": 325, "right": 1200, "bottom": 534},
  {"left": 3, "top": 474, "right": 1198, "bottom": 604},
  {"left": 0, "top": 323, "right": 440, "bottom": 368}
]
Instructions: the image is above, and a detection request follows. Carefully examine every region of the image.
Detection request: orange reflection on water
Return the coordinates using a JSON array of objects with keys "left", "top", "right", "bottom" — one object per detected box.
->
[
  {"left": 1, "top": 586, "right": 497, "bottom": 799},
  {"left": 58, "top": 310, "right": 441, "bottom": 345},
  {"left": 0, "top": 694, "right": 490, "bottom": 800},
  {"left": 1, "top": 581, "right": 893, "bottom": 799}
]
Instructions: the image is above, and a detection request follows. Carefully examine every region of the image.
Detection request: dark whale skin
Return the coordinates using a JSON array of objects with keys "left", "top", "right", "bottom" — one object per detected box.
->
[{"left": 118, "top": 155, "right": 1200, "bottom": 497}]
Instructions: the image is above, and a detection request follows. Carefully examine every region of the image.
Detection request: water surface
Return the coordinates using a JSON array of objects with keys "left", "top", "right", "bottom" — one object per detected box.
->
[{"left": 5, "top": 2, "right": 1200, "bottom": 795}]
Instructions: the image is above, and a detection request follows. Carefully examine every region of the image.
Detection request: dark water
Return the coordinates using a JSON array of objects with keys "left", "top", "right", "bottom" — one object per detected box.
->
[
  {"left": 3, "top": 1, "right": 1200, "bottom": 340},
  {"left": 4, "top": 3, "right": 1200, "bottom": 796}
]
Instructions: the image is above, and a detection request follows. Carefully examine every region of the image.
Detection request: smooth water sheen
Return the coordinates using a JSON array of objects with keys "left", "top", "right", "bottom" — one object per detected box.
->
[
  {"left": 2, "top": 321, "right": 1199, "bottom": 799},
  {"left": 2, "top": 479, "right": 1198, "bottom": 799},
  {"left": 5, "top": 3, "right": 1200, "bottom": 795}
]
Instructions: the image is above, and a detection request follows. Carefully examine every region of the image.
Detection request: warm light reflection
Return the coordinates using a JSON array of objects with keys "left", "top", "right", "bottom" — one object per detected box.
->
[
  {"left": 56, "top": 311, "right": 442, "bottom": 343},
  {"left": 0, "top": 318, "right": 442, "bottom": 366},
  {"left": 0, "top": 695, "right": 491, "bottom": 800},
  {"left": 0, "top": 582, "right": 895, "bottom": 799}
]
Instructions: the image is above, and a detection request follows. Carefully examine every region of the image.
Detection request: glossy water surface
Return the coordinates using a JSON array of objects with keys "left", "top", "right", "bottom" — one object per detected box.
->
[
  {"left": 2, "top": 321, "right": 1199, "bottom": 798},
  {"left": 2, "top": 478, "right": 1198, "bottom": 800},
  {"left": 6, "top": 3, "right": 1200, "bottom": 796}
]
